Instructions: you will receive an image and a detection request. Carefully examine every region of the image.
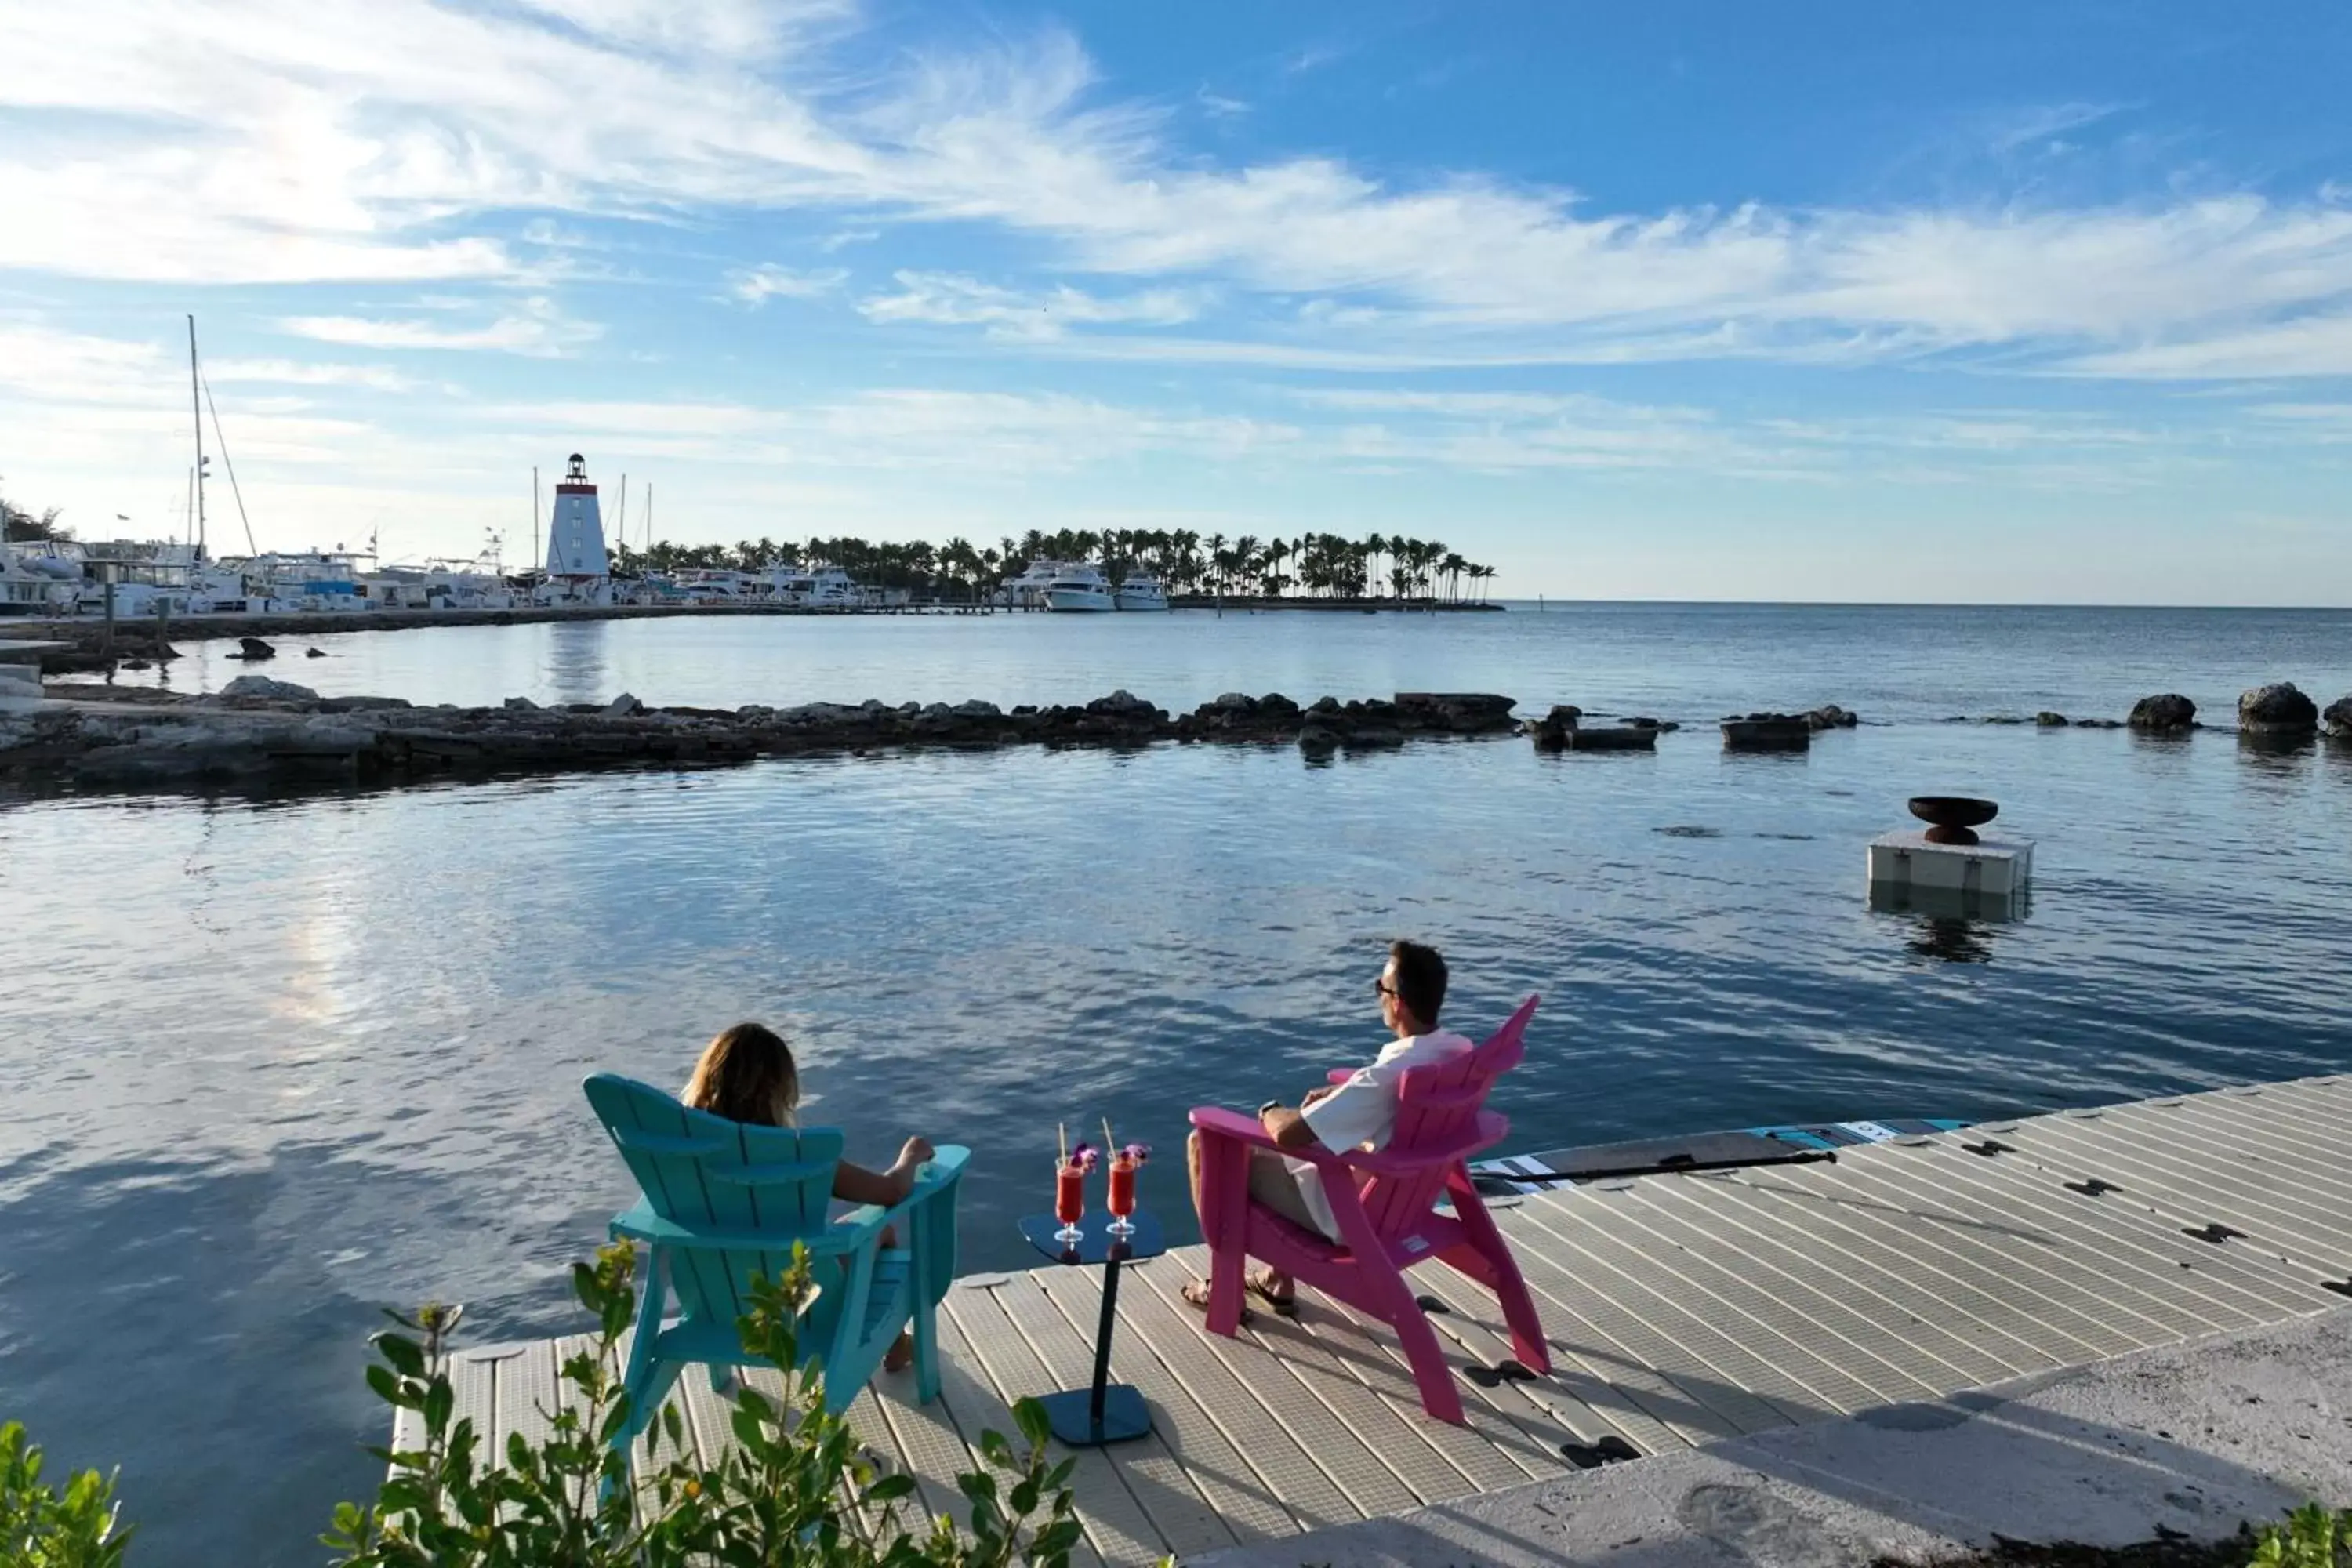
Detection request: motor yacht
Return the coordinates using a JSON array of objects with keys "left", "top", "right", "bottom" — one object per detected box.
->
[
  {"left": 1113, "top": 574, "right": 1169, "bottom": 612},
  {"left": 1041, "top": 564, "right": 1115, "bottom": 612}
]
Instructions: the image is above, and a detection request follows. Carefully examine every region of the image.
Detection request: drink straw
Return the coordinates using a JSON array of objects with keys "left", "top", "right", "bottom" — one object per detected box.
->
[
  {"left": 1102, "top": 1116, "right": 1116, "bottom": 1155},
  {"left": 1058, "top": 1121, "right": 1067, "bottom": 1163}
]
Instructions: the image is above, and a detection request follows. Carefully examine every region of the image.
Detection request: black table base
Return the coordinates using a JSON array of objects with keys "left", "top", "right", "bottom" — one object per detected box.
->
[{"left": 1017, "top": 1209, "right": 1165, "bottom": 1447}]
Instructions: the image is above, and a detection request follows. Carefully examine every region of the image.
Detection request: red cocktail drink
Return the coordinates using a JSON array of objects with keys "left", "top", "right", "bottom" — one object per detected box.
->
[
  {"left": 1054, "top": 1160, "right": 1086, "bottom": 1245},
  {"left": 1106, "top": 1156, "right": 1137, "bottom": 1236}
]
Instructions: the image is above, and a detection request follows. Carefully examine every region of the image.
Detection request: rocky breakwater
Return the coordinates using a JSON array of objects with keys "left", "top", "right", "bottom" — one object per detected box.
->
[
  {"left": 0, "top": 684, "right": 1521, "bottom": 794},
  {"left": 1522, "top": 705, "right": 1666, "bottom": 751}
]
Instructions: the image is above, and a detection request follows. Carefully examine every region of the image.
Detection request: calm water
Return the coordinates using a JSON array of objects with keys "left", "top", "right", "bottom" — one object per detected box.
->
[{"left": 12, "top": 603, "right": 2352, "bottom": 1564}]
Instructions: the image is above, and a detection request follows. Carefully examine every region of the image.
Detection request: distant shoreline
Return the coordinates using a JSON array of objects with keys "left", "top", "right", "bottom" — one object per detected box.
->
[{"left": 1167, "top": 595, "right": 1501, "bottom": 612}]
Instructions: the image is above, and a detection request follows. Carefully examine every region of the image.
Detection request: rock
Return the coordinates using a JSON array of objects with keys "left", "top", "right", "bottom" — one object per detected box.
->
[
  {"left": 315, "top": 695, "right": 413, "bottom": 713},
  {"left": 1722, "top": 714, "right": 1812, "bottom": 751},
  {"left": 2326, "top": 696, "right": 2352, "bottom": 737},
  {"left": 1296, "top": 724, "right": 1340, "bottom": 757},
  {"left": 505, "top": 696, "right": 539, "bottom": 711},
  {"left": 1807, "top": 705, "right": 1859, "bottom": 730},
  {"left": 1087, "top": 688, "right": 1157, "bottom": 717},
  {"left": 952, "top": 699, "right": 1003, "bottom": 719},
  {"left": 1395, "top": 692, "right": 1518, "bottom": 733},
  {"left": 2129, "top": 693, "right": 2196, "bottom": 731},
  {"left": 1525, "top": 704, "right": 1584, "bottom": 750},
  {"left": 1257, "top": 692, "right": 1298, "bottom": 715},
  {"left": 219, "top": 674, "right": 319, "bottom": 703},
  {"left": 305, "top": 648, "right": 327, "bottom": 659},
  {"left": 2239, "top": 681, "right": 2318, "bottom": 735},
  {"left": 1210, "top": 691, "right": 1255, "bottom": 712},
  {"left": 1563, "top": 724, "right": 1658, "bottom": 751},
  {"left": 1342, "top": 726, "right": 1406, "bottom": 750},
  {"left": 234, "top": 637, "right": 277, "bottom": 661},
  {"left": 2075, "top": 718, "right": 2124, "bottom": 729},
  {"left": 2036, "top": 712, "right": 2069, "bottom": 727},
  {"left": 604, "top": 693, "right": 643, "bottom": 717}
]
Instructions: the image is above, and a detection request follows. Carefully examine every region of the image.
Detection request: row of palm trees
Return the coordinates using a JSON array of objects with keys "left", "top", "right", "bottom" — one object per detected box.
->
[{"left": 612, "top": 529, "right": 1499, "bottom": 604}]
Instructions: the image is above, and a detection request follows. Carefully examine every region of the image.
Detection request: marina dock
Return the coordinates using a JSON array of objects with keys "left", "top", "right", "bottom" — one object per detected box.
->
[{"left": 419, "top": 1073, "right": 2352, "bottom": 1565}]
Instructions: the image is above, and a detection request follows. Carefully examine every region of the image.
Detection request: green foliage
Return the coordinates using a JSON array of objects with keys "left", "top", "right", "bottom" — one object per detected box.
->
[
  {"left": 2249, "top": 1505, "right": 2352, "bottom": 1568},
  {"left": 0, "top": 1421, "right": 132, "bottom": 1568},
  {"left": 325, "top": 1239, "right": 1133, "bottom": 1568},
  {"left": 610, "top": 526, "right": 1497, "bottom": 603}
]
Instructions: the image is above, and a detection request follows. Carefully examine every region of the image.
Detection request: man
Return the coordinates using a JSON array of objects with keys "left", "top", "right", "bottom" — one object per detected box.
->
[{"left": 1184, "top": 939, "right": 1472, "bottom": 1316}]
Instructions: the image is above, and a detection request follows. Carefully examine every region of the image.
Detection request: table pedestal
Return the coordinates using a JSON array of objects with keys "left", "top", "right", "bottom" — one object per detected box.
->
[{"left": 1017, "top": 1210, "right": 1164, "bottom": 1447}]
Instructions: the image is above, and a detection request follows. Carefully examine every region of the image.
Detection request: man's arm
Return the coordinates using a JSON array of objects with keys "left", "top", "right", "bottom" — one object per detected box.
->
[{"left": 1258, "top": 1104, "right": 1321, "bottom": 1152}]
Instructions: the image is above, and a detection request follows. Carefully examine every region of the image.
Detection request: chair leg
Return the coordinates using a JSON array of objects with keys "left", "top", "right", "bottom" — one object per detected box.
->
[
  {"left": 1443, "top": 1172, "right": 1551, "bottom": 1375},
  {"left": 1391, "top": 1280, "right": 1465, "bottom": 1425},
  {"left": 912, "top": 1295, "right": 941, "bottom": 1405},
  {"left": 1196, "top": 1132, "right": 1249, "bottom": 1337}
]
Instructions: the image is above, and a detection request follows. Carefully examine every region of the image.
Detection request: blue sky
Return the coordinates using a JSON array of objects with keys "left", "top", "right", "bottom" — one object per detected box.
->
[{"left": 3, "top": 0, "right": 2350, "bottom": 601}]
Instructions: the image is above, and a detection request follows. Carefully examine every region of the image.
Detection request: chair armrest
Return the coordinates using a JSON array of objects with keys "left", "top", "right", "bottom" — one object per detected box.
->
[
  {"left": 1189, "top": 1105, "right": 1283, "bottom": 1152},
  {"left": 610, "top": 1200, "right": 877, "bottom": 1255},
  {"left": 1330, "top": 1110, "right": 1508, "bottom": 1174},
  {"left": 852, "top": 1145, "right": 971, "bottom": 1246}
]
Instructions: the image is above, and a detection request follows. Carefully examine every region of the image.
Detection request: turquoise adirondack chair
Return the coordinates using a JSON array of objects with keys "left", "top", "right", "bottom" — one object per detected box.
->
[{"left": 583, "top": 1073, "right": 967, "bottom": 1446}]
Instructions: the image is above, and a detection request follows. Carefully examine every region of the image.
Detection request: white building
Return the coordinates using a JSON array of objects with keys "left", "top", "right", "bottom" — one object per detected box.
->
[{"left": 543, "top": 453, "right": 612, "bottom": 603}]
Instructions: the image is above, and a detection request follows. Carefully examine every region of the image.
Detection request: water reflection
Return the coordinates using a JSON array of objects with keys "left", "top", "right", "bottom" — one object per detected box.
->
[
  {"left": 1867, "top": 883, "right": 2025, "bottom": 964},
  {"left": 544, "top": 619, "right": 611, "bottom": 706}
]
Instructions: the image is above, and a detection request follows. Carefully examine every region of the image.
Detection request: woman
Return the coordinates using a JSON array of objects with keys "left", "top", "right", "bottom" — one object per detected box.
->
[{"left": 682, "top": 1021, "right": 932, "bottom": 1371}]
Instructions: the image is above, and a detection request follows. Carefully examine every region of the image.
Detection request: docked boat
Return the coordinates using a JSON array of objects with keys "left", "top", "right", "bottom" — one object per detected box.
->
[
  {"left": 1041, "top": 564, "right": 1115, "bottom": 612},
  {"left": 770, "top": 564, "right": 862, "bottom": 608},
  {"left": 996, "top": 559, "right": 1065, "bottom": 608},
  {"left": 0, "top": 542, "right": 77, "bottom": 615},
  {"left": 1113, "top": 574, "right": 1168, "bottom": 612}
]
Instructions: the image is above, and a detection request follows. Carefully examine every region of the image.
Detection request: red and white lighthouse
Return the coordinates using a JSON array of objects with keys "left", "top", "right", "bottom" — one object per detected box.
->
[{"left": 543, "top": 452, "right": 611, "bottom": 590}]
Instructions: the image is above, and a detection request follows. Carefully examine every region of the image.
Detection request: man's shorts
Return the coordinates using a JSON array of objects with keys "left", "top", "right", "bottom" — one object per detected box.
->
[{"left": 1247, "top": 1149, "right": 1324, "bottom": 1235}]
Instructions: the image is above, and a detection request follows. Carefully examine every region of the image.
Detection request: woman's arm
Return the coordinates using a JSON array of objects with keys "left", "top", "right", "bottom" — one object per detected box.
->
[{"left": 833, "top": 1136, "right": 936, "bottom": 1207}]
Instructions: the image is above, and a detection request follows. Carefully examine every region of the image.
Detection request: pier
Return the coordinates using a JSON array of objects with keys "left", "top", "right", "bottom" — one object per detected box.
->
[{"left": 415, "top": 1073, "right": 2352, "bottom": 1565}]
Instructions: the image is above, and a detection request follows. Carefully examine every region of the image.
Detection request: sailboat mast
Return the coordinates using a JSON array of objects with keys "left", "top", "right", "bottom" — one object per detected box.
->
[
  {"left": 644, "top": 482, "right": 652, "bottom": 553},
  {"left": 532, "top": 466, "right": 541, "bottom": 577},
  {"left": 187, "top": 315, "right": 207, "bottom": 561}
]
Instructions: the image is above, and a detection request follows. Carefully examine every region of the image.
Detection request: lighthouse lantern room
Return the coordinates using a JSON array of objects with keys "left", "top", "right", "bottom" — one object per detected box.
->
[{"left": 543, "top": 452, "right": 611, "bottom": 586}]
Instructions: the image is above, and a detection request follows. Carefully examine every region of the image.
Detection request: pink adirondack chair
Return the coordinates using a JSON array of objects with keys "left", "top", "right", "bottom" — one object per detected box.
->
[{"left": 1189, "top": 995, "right": 1549, "bottom": 1424}]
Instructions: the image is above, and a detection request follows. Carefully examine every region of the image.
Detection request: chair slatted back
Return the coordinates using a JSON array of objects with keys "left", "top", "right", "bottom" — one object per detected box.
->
[
  {"left": 585, "top": 1073, "right": 844, "bottom": 1324},
  {"left": 1353, "top": 995, "right": 1539, "bottom": 1237}
]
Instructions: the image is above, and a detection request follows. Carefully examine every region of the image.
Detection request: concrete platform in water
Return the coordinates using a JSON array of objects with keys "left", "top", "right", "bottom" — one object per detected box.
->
[{"left": 414, "top": 1073, "right": 2352, "bottom": 1566}]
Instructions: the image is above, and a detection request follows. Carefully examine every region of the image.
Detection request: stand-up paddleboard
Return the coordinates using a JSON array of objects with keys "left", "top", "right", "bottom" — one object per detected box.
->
[{"left": 1468, "top": 1116, "right": 1970, "bottom": 1195}]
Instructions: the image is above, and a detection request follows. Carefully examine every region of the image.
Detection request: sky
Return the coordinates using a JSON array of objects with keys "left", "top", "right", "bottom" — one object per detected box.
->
[{"left": 2, "top": 0, "right": 2350, "bottom": 603}]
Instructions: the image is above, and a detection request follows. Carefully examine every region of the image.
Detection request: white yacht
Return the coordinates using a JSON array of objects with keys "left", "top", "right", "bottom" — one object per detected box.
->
[
  {"left": 997, "top": 559, "right": 1065, "bottom": 608},
  {"left": 1114, "top": 574, "right": 1169, "bottom": 612},
  {"left": 771, "top": 564, "right": 862, "bottom": 608},
  {"left": 1041, "top": 564, "right": 1116, "bottom": 612},
  {"left": 0, "top": 545, "right": 59, "bottom": 615}
]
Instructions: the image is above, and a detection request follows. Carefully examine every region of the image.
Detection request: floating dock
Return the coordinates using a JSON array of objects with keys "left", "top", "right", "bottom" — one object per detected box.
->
[{"left": 416, "top": 1074, "right": 2352, "bottom": 1566}]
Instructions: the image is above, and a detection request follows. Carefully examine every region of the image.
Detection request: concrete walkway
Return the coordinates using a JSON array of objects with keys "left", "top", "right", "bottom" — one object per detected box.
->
[{"left": 1194, "top": 1308, "right": 2352, "bottom": 1567}]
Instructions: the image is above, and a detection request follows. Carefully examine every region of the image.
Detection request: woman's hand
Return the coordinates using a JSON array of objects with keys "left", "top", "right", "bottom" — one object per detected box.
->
[{"left": 897, "top": 1135, "right": 936, "bottom": 1171}]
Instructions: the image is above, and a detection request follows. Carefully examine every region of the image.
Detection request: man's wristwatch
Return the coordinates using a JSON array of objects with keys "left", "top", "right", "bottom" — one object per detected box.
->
[{"left": 1258, "top": 1099, "right": 1283, "bottom": 1117}]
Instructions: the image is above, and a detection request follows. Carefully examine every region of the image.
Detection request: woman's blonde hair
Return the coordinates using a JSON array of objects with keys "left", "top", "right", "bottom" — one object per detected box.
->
[{"left": 682, "top": 1022, "right": 800, "bottom": 1127}]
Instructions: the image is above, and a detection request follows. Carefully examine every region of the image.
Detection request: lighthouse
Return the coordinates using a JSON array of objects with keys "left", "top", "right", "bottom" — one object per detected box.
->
[{"left": 543, "top": 453, "right": 611, "bottom": 597}]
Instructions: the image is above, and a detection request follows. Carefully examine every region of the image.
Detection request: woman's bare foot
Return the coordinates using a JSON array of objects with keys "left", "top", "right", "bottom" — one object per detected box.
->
[{"left": 884, "top": 1329, "right": 914, "bottom": 1374}]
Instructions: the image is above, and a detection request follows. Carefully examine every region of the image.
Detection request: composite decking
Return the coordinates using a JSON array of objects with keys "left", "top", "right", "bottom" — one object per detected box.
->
[{"left": 416, "top": 1073, "right": 2352, "bottom": 1565}]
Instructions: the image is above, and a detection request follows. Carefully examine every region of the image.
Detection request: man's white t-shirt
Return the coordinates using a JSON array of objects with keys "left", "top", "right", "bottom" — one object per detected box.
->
[{"left": 1286, "top": 1029, "right": 1475, "bottom": 1240}]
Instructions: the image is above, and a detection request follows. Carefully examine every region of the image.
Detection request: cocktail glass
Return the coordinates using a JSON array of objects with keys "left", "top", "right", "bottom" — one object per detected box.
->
[
  {"left": 1054, "top": 1159, "right": 1086, "bottom": 1247},
  {"left": 1106, "top": 1154, "right": 1138, "bottom": 1237}
]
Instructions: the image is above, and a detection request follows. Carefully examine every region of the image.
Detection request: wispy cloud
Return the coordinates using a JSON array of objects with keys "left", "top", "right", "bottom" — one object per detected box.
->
[
  {"left": 278, "top": 299, "right": 602, "bottom": 356},
  {"left": 858, "top": 271, "right": 1206, "bottom": 340},
  {"left": 208, "top": 358, "right": 434, "bottom": 391},
  {"left": 727, "top": 263, "right": 850, "bottom": 304}
]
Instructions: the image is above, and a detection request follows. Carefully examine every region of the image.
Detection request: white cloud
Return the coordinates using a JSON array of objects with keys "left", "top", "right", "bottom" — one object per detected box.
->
[
  {"left": 858, "top": 270, "right": 1204, "bottom": 339},
  {"left": 278, "top": 299, "right": 602, "bottom": 356},
  {"left": 2058, "top": 312, "right": 2352, "bottom": 379},
  {"left": 728, "top": 263, "right": 849, "bottom": 304},
  {"left": 208, "top": 358, "right": 431, "bottom": 391},
  {"left": 8, "top": 2, "right": 2352, "bottom": 376}
]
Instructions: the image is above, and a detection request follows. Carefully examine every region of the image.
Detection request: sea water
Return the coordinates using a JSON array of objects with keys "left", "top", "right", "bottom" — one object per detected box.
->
[{"left": 10, "top": 601, "right": 2352, "bottom": 1563}]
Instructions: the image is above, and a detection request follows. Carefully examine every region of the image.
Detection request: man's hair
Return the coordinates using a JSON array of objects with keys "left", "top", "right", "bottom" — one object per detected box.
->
[{"left": 1389, "top": 939, "right": 1448, "bottom": 1026}]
